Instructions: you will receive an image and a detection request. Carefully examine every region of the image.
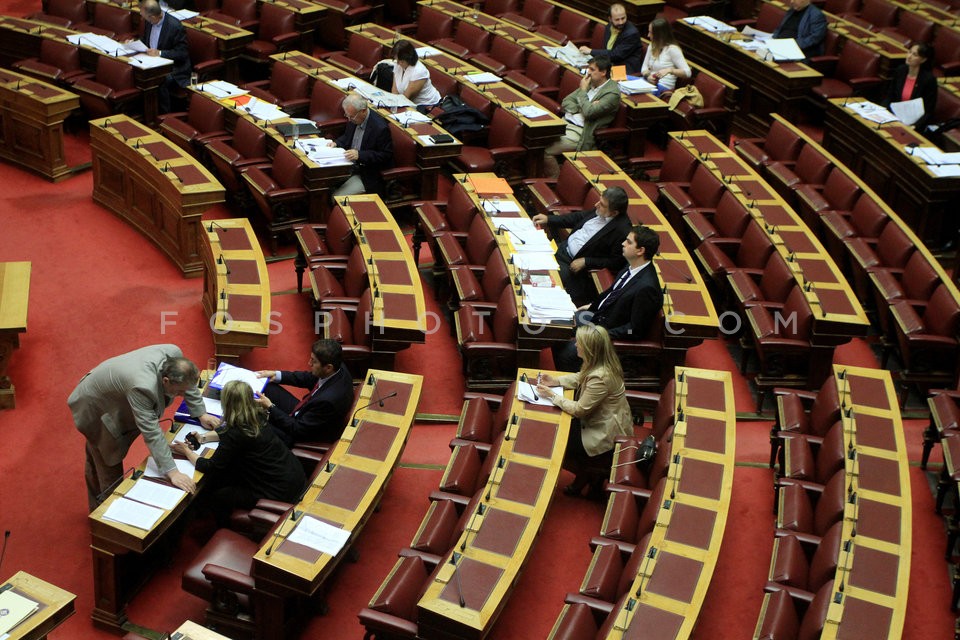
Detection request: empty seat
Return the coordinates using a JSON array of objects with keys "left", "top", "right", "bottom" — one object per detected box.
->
[
  {"left": 753, "top": 581, "right": 834, "bottom": 640},
  {"left": 880, "top": 11, "right": 934, "bottom": 47},
  {"left": 28, "top": 0, "right": 88, "bottom": 28},
  {"left": 683, "top": 190, "right": 751, "bottom": 245},
  {"left": 659, "top": 164, "right": 725, "bottom": 225},
  {"left": 326, "top": 33, "right": 385, "bottom": 79},
  {"left": 590, "top": 477, "right": 667, "bottom": 555},
  {"left": 241, "top": 145, "right": 309, "bottom": 253},
  {"left": 728, "top": 251, "right": 794, "bottom": 318},
  {"left": 455, "top": 286, "right": 519, "bottom": 389},
  {"left": 794, "top": 167, "right": 862, "bottom": 226},
  {"left": 203, "top": 0, "right": 259, "bottom": 30},
  {"left": 186, "top": 28, "right": 226, "bottom": 82},
  {"left": 323, "top": 288, "right": 376, "bottom": 378},
  {"left": 768, "top": 521, "right": 842, "bottom": 593},
  {"left": 846, "top": 0, "right": 898, "bottom": 30},
  {"left": 206, "top": 117, "right": 270, "bottom": 199},
  {"left": 470, "top": 35, "right": 526, "bottom": 75},
  {"left": 412, "top": 6, "right": 455, "bottom": 43},
  {"left": 435, "top": 214, "right": 497, "bottom": 272},
  {"left": 844, "top": 221, "right": 914, "bottom": 300},
  {"left": 85, "top": 3, "right": 135, "bottom": 41},
  {"left": 499, "top": 0, "right": 554, "bottom": 30},
  {"left": 12, "top": 39, "right": 86, "bottom": 84},
  {"left": 450, "top": 108, "right": 526, "bottom": 182},
  {"left": 308, "top": 81, "right": 348, "bottom": 137},
  {"left": 933, "top": 26, "right": 960, "bottom": 76},
  {"left": 766, "top": 144, "right": 832, "bottom": 201},
  {"left": 358, "top": 554, "right": 439, "bottom": 639},
  {"left": 414, "top": 180, "right": 478, "bottom": 266},
  {"left": 504, "top": 52, "right": 561, "bottom": 95},
  {"left": 777, "top": 419, "right": 845, "bottom": 484},
  {"left": 73, "top": 56, "right": 142, "bottom": 120},
  {"left": 242, "top": 62, "right": 310, "bottom": 116},
  {"left": 307, "top": 244, "right": 369, "bottom": 307},
  {"left": 449, "top": 249, "right": 510, "bottom": 306},
  {"left": 158, "top": 93, "right": 229, "bottom": 156},
  {"left": 431, "top": 22, "right": 492, "bottom": 59},
  {"left": 243, "top": 4, "right": 299, "bottom": 62},
  {"left": 776, "top": 469, "right": 845, "bottom": 537},
  {"left": 451, "top": 382, "right": 517, "bottom": 447},
  {"left": 869, "top": 250, "right": 939, "bottom": 337},
  {"left": 811, "top": 40, "right": 883, "bottom": 100},
  {"left": 694, "top": 220, "right": 775, "bottom": 284},
  {"left": 523, "top": 159, "right": 592, "bottom": 216},
  {"left": 735, "top": 119, "right": 804, "bottom": 171}
]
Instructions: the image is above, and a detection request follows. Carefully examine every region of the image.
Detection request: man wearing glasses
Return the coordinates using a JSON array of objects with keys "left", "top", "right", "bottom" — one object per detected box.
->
[
  {"left": 255, "top": 339, "right": 354, "bottom": 446},
  {"left": 330, "top": 93, "right": 394, "bottom": 197}
]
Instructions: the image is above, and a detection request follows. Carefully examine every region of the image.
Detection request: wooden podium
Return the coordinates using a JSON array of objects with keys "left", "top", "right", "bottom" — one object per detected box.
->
[
  {"left": 1, "top": 572, "right": 76, "bottom": 640},
  {"left": 0, "top": 262, "right": 30, "bottom": 410}
]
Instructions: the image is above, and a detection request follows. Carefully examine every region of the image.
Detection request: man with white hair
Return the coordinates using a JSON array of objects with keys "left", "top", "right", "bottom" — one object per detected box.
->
[{"left": 330, "top": 93, "right": 394, "bottom": 197}]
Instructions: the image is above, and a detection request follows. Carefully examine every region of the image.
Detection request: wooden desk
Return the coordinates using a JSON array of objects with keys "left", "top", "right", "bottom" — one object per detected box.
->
[
  {"left": 202, "top": 218, "right": 271, "bottom": 363},
  {"left": 586, "top": 367, "right": 735, "bottom": 639},
  {"left": 170, "top": 620, "right": 233, "bottom": 639},
  {"left": 418, "top": 368, "right": 571, "bottom": 640},
  {"left": 251, "top": 371, "right": 422, "bottom": 640},
  {"left": 665, "top": 129, "right": 869, "bottom": 386},
  {"left": 0, "top": 69, "right": 79, "bottom": 181},
  {"left": 181, "top": 15, "right": 254, "bottom": 83},
  {"left": 560, "top": 151, "right": 720, "bottom": 367},
  {"left": 0, "top": 262, "right": 29, "bottom": 410},
  {"left": 674, "top": 19, "right": 821, "bottom": 138},
  {"left": 823, "top": 97, "right": 960, "bottom": 248},
  {"left": 1, "top": 572, "right": 76, "bottom": 640},
  {"left": 89, "top": 115, "right": 225, "bottom": 278}
]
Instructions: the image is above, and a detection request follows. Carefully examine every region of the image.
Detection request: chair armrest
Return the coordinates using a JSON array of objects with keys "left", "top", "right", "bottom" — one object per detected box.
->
[
  {"left": 272, "top": 32, "right": 300, "bottom": 47},
  {"left": 202, "top": 564, "right": 255, "bottom": 594},
  {"left": 255, "top": 499, "right": 294, "bottom": 513},
  {"left": 563, "top": 593, "right": 616, "bottom": 615},
  {"left": 248, "top": 508, "right": 282, "bottom": 527},
  {"left": 428, "top": 490, "right": 472, "bottom": 506},
  {"left": 763, "top": 581, "right": 817, "bottom": 604}
]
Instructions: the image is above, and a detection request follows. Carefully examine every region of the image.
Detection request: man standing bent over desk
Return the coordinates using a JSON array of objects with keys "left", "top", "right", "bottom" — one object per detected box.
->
[{"left": 69, "top": 344, "right": 219, "bottom": 511}]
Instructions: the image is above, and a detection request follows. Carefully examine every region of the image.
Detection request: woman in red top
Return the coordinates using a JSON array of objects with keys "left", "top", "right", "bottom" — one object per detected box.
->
[{"left": 885, "top": 42, "right": 937, "bottom": 131}]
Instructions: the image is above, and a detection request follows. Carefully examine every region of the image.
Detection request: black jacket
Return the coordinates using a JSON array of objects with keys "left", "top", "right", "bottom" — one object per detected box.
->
[
  {"left": 335, "top": 110, "right": 394, "bottom": 193},
  {"left": 886, "top": 65, "right": 938, "bottom": 131},
  {"left": 583, "top": 263, "right": 663, "bottom": 340},
  {"left": 547, "top": 210, "right": 631, "bottom": 306},
  {"left": 590, "top": 21, "right": 643, "bottom": 75},
  {"left": 267, "top": 365, "right": 354, "bottom": 446},
  {"left": 140, "top": 12, "right": 191, "bottom": 87}
]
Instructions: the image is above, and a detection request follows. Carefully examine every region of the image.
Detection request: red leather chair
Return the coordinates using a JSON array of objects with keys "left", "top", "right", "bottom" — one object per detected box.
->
[
  {"left": 206, "top": 117, "right": 270, "bottom": 200},
  {"left": 450, "top": 381, "right": 517, "bottom": 447},
  {"left": 435, "top": 214, "right": 498, "bottom": 280},
  {"left": 766, "top": 144, "right": 832, "bottom": 202},
  {"left": 381, "top": 125, "right": 422, "bottom": 208},
  {"left": 292, "top": 205, "right": 357, "bottom": 292},
  {"left": 158, "top": 93, "right": 230, "bottom": 156},
  {"left": 243, "top": 4, "right": 299, "bottom": 63},
  {"left": 358, "top": 554, "right": 439, "bottom": 639},
  {"left": 407, "top": 492, "right": 479, "bottom": 558},
  {"left": 807, "top": 29, "right": 843, "bottom": 76},
  {"left": 824, "top": 0, "right": 860, "bottom": 15},
  {"left": 323, "top": 288, "right": 376, "bottom": 379},
  {"left": 795, "top": 167, "right": 862, "bottom": 227},
  {"left": 569, "top": 536, "right": 655, "bottom": 611},
  {"left": 524, "top": 154, "right": 592, "bottom": 215},
  {"left": 695, "top": 220, "right": 775, "bottom": 284},
  {"left": 662, "top": 0, "right": 713, "bottom": 21},
  {"left": 589, "top": 477, "right": 667, "bottom": 555},
  {"left": 845, "top": 0, "right": 897, "bottom": 29},
  {"left": 414, "top": 180, "right": 478, "bottom": 265},
  {"left": 777, "top": 419, "right": 845, "bottom": 485},
  {"left": 326, "top": 33, "right": 386, "bottom": 79},
  {"left": 504, "top": 52, "right": 561, "bottom": 95},
  {"left": 819, "top": 193, "right": 888, "bottom": 250},
  {"left": 499, "top": 0, "right": 554, "bottom": 29},
  {"left": 735, "top": 119, "right": 804, "bottom": 171},
  {"left": 186, "top": 29, "right": 226, "bottom": 82},
  {"left": 483, "top": 0, "right": 521, "bottom": 15},
  {"left": 880, "top": 11, "right": 934, "bottom": 47},
  {"left": 727, "top": 251, "right": 794, "bottom": 316},
  {"left": 683, "top": 190, "right": 751, "bottom": 244},
  {"left": 540, "top": 9, "right": 592, "bottom": 46},
  {"left": 241, "top": 144, "right": 309, "bottom": 253},
  {"left": 203, "top": 0, "right": 259, "bottom": 30},
  {"left": 85, "top": 3, "right": 135, "bottom": 41},
  {"left": 28, "top": 0, "right": 87, "bottom": 28},
  {"left": 869, "top": 250, "right": 939, "bottom": 337},
  {"left": 438, "top": 437, "right": 505, "bottom": 497},
  {"left": 427, "top": 64, "right": 458, "bottom": 97},
  {"left": 12, "top": 39, "right": 86, "bottom": 85},
  {"left": 459, "top": 83, "right": 496, "bottom": 121},
  {"left": 924, "top": 386, "right": 960, "bottom": 468},
  {"left": 471, "top": 35, "right": 527, "bottom": 75},
  {"left": 308, "top": 81, "right": 348, "bottom": 137},
  {"left": 449, "top": 249, "right": 510, "bottom": 307},
  {"left": 885, "top": 283, "right": 960, "bottom": 405},
  {"left": 593, "top": 102, "right": 631, "bottom": 165},
  {"left": 933, "top": 26, "right": 960, "bottom": 76},
  {"left": 451, "top": 108, "right": 526, "bottom": 182},
  {"left": 242, "top": 63, "right": 310, "bottom": 116},
  {"left": 844, "top": 221, "right": 914, "bottom": 300},
  {"left": 73, "top": 56, "right": 142, "bottom": 120},
  {"left": 409, "top": 6, "right": 455, "bottom": 43},
  {"left": 754, "top": 581, "right": 833, "bottom": 640},
  {"left": 743, "top": 286, "right": 815, "bottom": 409},
  {"left": 811, "top": 40, "right": 883, "bottom": 100},
  {"left": 768, "top": 521, "right": 842, "bottom": 593},
  {"left": 659, "top": 164, "right": 725, "bottom": 226},
  {"left": 308, "top": 244, "right": 369, "bottom": 307},
  {"left": 606, "top": 430, "right": 672, "bottom": 491},
  {"left": 431, "top": 21, "right": 492, "bottom": 59},
  {"left": 775, "top": 469, "right": 846, "bottom": 536},
  {"left": 549, "top": 600, "right": 620, "bottom": 640},
  {"left": 455, "top": 286, "right": 519, "bottom": 389},
  {"left": 664, "top": 71, "right": 732, "bottom": 137},
  {"left": 631, "top": 138, "right": 699, "bottom": 199}
]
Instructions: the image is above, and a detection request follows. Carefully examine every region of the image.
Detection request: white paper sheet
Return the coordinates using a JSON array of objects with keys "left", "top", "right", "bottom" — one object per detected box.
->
[
  {"left": 619, "top": 78, "right": 657, "bottom": 95},
  {"left": 516, "top": 380, "right": 561, "bottom": 406},
  {"left": 514, "top": 104, "right": 551, "bottom": 119},
  {"left": 682, "top": 16, "right": 737, "bottom": 33},
  {"left": 415, "top": 46, "right": 442, "bottom": 58},
  {"left": 741, "top": 26, "right": 772, "bottom": 40},
  {"left": 143, "top": 457, "right": 196, "bottom": 478},
  {"left": 762, "top": 38, "right": 805, "bottom": 62},
  {"left": 102, "top": 496, "right": 165, "bottom": 530},
  {"left": 125, "top": 478, "right": 187, "bottom": 511},
  {"left": 286, "top": 516, "right": 351, "bottom": 555},
  {"left": 0, "top": 590, "right": 38, "bottom": 636},
  {"left": 483, "top": 199, "right": 523, "bottom": 213},
  {"left": 391, "top": 109, "right": 432, "bottom": 125},
  {"left": 513, "top": 252, "right": 560, "bottom": 271},
  {"left": 210, "top": 363, "right": 268, "bottom": 393},
  {"left": 463, "top": 72, "right": 501, "bottom": 84},
  {"left": 128, "top": 54, "right": 173, "bottom": 69},
  {"left": 198, "top": 80, "right": 247, "bottom": 99},
  {"left": 169, "top": 8, "right": 200, "bottom": 19}
]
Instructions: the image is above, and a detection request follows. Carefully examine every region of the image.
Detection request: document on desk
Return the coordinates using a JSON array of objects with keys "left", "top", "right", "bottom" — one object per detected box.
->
[
  {"left": 741, "top": 26, "right": 772, "bottom": 40},
  {"left": 126, "top": 478, "right": 187, "bottom": 511},
  {"left": 102, "top": 496, "right": 165, "bottom": 530},
  {"left": 210, "top": 362, "right": 268, "bottom": 393},
  {"left": 463, "top": 72, "right": 501, "bottom": 84},
  {"left": 143, "top": 457, "right": 196, "bottom": 479},
  {"left": 909, "top": 146, "right": 960, "bottom": 166},
  {"left": 123, "top": 40, "right": 148, "bottom": 54},
  {"left": 517, "top": 380, "right": 562, "bottom": 406},
  {"left": 286, "top": 516, "right": 351, "bottom": 556},
  {"left": 169, "top": 8, "right": 200, "bottom": 20},
  {"left": 199, "top": 80, "right": 247, "bottom": 99},
  {"left": 513, "top": 104, "right": 551, "bottom": 119},
  {"left": 295, "top": 140, "right": 352, "bottom": 166},
  {"left": 846, "top": 101, "right": 898, "bottom": 124},
  {"left": 522, "top": 285, "right": 576, "bottom": 322},
  {"left": 129, "top": 54, "right": 173, "bottom": 68},
  {"left": 618, "top": 78, "right": 657, "bottom": 95},
  {"left": 240, "top": 97, "right": 288, "bottom": 121},
  {"left": 0, "top": 589, "right": 38, "bottom": 636},
  {"left": 544, "top": 42, "right": 590, "bottom": 67},
  {"left": 391, "top": 109, "right": 432, "bottom": 126},
  {"left": 416, "top": 46, "right": 442, "bottom": 58},
  {"left": 482, "top": 199, "right": 522, "bottom": 213},
  {"left": 761, "top": 38, "right": 805, "bottom": 62},
  {"left": 513, "top": 252, "right": 560, "bottom": 271},
  {"left": 682, "top": 15, "right": 737, "bottom": 33},
  {"left": 891, "top": 98, "right": 923, "bottom": 126},
  {"left": 67, "top": 33, "right": 129, "bottom": 55}
]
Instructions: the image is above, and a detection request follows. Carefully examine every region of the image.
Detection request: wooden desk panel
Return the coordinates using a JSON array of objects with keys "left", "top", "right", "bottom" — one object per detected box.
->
[
  {"left": 89, "top": 115, "right": 224, "bottom": 278},
  {"left": 1, "top": 572, "right": 76, "bottom": 640},
  {"left": 181, "top": 15, "right": 254, "bottom": 83},
  {"left": 0, "top": 261, "right": 30, "bottom": 410}
]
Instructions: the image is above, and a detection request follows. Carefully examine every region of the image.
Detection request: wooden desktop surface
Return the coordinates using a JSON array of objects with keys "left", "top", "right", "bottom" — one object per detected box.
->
[{"left": 1, "top": 571, "right": 76, "bottom": 640}]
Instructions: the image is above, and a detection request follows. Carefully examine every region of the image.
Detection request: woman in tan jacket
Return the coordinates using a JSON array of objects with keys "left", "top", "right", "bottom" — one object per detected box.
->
[{"left": 537, "top": 325, "right": 633, "bottom": 497}]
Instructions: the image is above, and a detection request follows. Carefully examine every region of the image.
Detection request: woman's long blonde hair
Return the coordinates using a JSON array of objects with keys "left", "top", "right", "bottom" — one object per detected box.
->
[
  {"left": 220, "top": 380, "right": 266, "bottom": 438},
  {"left": 576, "top": 325, "right": 623, "bottom": 379}
]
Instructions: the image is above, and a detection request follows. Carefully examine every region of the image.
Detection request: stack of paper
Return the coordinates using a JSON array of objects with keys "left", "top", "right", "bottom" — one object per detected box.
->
[
  {"left": 513, "top": 252, "right": 560, "bottom": 271},
  {"left": 209, "top": 363, "right": 269, "bottom": 393},
  {"left": 391, "top": 109, "right": 433, "bottom": 126},
  {"left": 481, "top": 199, "right": 522, "bottom": 214},
  {"left": 0, "top": 590, "right": 39, "bottom": 636},
  {"left": 846, "top": 101, "right": 898, "bottom": 124},
  {"left": 169, "top": 8, "right": 200, "bottom": 19},
  {"left": 490, "top": 217, "right": 553, "bottom": 252},
  {"left": 102, "top": 476, "right": 186, "bottom": 530},
  {"left": 144, "top": 457, "right": 196, "bottom": 479},
  {"left": 760, "top": 38, "right": 805, "bottom": 62},
  {"left": 682, "top": 16, "right": 737, "bottom": 33},
  {"left": 174, "top": 396, "right": 223, "bottom": 424},
  {"left": 198, "top": 80, "right": 247, "bottom": 99},
  {"left": 543, "top": 42, "right": 590, "bottom": 67},
  {"left": 464, "top": 72, "right": 501, "bottom": 84},
  {"left": 907, "top": 146, "right": 960, "bottom": 175},
  {"left": 521, "top": 285, "right": 576, "bottom": 322},
  {"left": 333, "top": 77, "right": 416, "bottom": 109},
  {"left": 129, "top": 54, "right": 172, "bottom": 69},
  {"left": 238, "top": 97, "right": 288, "bottom": 121},
  {"left": 741, "top": 26, "right": 772, "bottom": 40},
  {"left": 514, "top": 104, "right": 551, "bottom": 119},
  {"left": 516, "top": 380, "right": 562, "bottom": 406},
  {"left": 287, "top": 516, "right": 351, "bottom": 555},
  {"left": 67, "top": 33, "right": 128, "bottom": 55},
  {"left": 295, "top": 139, "right": 352, "bottom": 166},
  {"left": 415, "top": 46, "right": 442, "bottom": 58},
  {"left": 619, "top": 78, "right": 657, "bottom": 95}
]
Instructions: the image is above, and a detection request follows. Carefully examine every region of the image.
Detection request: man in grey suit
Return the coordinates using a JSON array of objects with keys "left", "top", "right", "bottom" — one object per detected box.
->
[{"left": 69, "top": 344, "right": 220, "bottom": 510}]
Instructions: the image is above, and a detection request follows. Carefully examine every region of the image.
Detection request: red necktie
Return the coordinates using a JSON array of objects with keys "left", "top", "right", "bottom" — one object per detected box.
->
[{"left": 291, "top": 380, "right": 321, "bottom": 414}]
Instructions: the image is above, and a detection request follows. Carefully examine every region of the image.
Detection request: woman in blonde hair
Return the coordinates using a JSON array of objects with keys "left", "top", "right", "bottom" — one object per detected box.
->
[
  {"left": 171, "top": 380, "right": 305, "bottom": 526},
  {"left": 537, "top": 325, "right": 633, "bottom": 497}
]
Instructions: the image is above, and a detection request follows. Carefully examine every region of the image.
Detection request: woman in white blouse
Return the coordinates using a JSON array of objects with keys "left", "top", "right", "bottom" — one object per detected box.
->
[
  {"left": 641, "top": 17, "right": 691, "bottom": 95},
  {"left": 391, "top": 40, "right": 441, "bottom": 108}
]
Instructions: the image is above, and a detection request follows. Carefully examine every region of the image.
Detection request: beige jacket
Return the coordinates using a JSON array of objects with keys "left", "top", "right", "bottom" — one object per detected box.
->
[
  {"left": 560, "top": 78, "right": 621, "bottom": 152},
  {"left": 552, "top": 367, "right": 633, "bottom": 456}
]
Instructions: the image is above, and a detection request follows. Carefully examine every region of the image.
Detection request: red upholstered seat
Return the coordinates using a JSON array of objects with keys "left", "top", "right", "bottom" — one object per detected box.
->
[
  {"left": 85, "top": 3, "right": 135, "bottom": 41},
  {"left": 241, "top": 145, "right": 308, "bottom": 253},
  {"left": 436, "top": 213, "right": 497, "bottom": 271},
  {"left": 754, "top": 580, "right": 833, "bottom": 640},
  {"left": 414, "top": 180, "right": 478, "bottom": 265},
  {"left": 684, "top": 191, "right": 751, "bottom": 245},
  {"left": 779, "top": 419, "right": 845, "bottom": 484},
  {"left": 206, "top": 117, "right": 270, "bottom": 194},
  {"left": 794, "top": 167, "right": 862, "bottom": 226},
  {"left": 768, "top": 521, "right": 842, "bottom": 591},
  {"left": 776, "top": 470, "right": 845, "bottom": 536},
  {"left": 544, "top": 603, "right": 601, "bottom": 640},
  {"left": 728, "top": 251, "right": 794, "bottom": 314},
  {"left": 695, "top": 220, "right": 774, "bottom": 283},
  {"left": 324, "top": 289, "right": 375, "bottom": 378},
  {"left": 505, "top": 51, "right": 561, "bottom": 95},
  {"left": 608, "top": 431, "right": 672, "bottom": 490},
  {"left": 186, "top": 29, "right": 225, "bottom": 82},
  {"left": 308, "top": 244, "right": 368, "bottom": 307},
  {"left": 308, "top": 81, "right": 348, "bottom": 138},
  {"left": 591, "top": 478, "right": 666, "bottom": 555},
  {"left": 327, "top": 33, "right": 386, "bottom": 79},
  {"left": 880, "top": 11, "right": 934, "bottom": 47},
  {"left": 453, "top": 382, "right": 517, "bottom": 446},
  {"left": 13, "top": 39, "right": 86, "bottom": 84},
  {"left": 449, "top": 250, "right": 510, "bottom": 306},
  {"left": 578, "top": 535, "right": 653, "bottom": 604},
  {"left": 382, "top": 125, "right": 422, "bottom": 208},
  {"left": 500, "top": 0, "right": 554, "bottom": 29},
  {"left": 413, "top": 6, "right": 455, "bottom": 42},
  {"left": 844, "top": 222, "right": 914, "bottom": 301},
  {"left": 28, "top": 0, "right": 87, "bottom": 28},
  {"left": 659, "top": 164, "right": 725, "bottom": 227},
  {"left": 431, "top": 21, "right": 492, "bottom": 59},
  {"left": 483, "top": 0, "right": 521, "bottom": 15},
  {"left": 242, "top": 63, "right": 310, "bottom": 117},
  {"left": 243, "top": 4, "right": 299, "bottom": 61},
  {"left": 471, "top": 35, "right": 526, "bottom": 75},
  {"left": 524, "top": 160, "right": 592, "bottom": 216},
  {"left": 811, "top": 40, "right": 883, "bottom": 100},
  {"left": 182, "top": 527, "right": 259, "bottom": 635},
  {"left": 594, "top": 101, "right": 631, "bottom": 164},
  {"left": 359, "top": 554, "right": 441, "bottom": 639},
  {"left": 452, "top": 108, "right": 526, "bottom": 181},
  {"left": 665, "top": 71, "right": 731, "bottom": 137},
  {"left": 869, "top": 251, "right": 939, "bottom": 337},
  {"left": 735, "top": 119, "right": 804, "bottom": 171},
  {"left": 847, "top": 0, "right": 898, "bottom": 29},
  {"left": 544, "top": 9, "right": 591, "bottom": 46},
  {"left": 455, "top": 286, "right": 518, "bottom": 389},
  {"left": 933, "top": 26, "right": 960, "bottom": 76},
  {"left": 158, "top": 93, "right": 229, "bottom": 156},
  {"left": 766, "top": 144, "right": 832, "bottom": 202},
  {"left": 203, "top": 0, "right": 259, "bottom": 30},
  {"left": 409, "top": 499, "right": 460, "bottom": 555},
  {"left": 73, "top": 56, "right": 141, "bottom": 120},
  {"left": 925, "top": 387, "right": 960, "bottom": 468},
  {"left": 820, "top": 193, "right": 888, "bottom": 255}
]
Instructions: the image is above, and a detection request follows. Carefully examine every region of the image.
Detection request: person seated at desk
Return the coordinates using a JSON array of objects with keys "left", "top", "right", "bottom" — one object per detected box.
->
[
  {"left": 254, "top": 339, "right": 354, "bottom": 447},
  {"left": 771, "top": 0, "right": 827, "bottom": 61},
  {"left": 579, "top": 3, "right": 643, "bottom": 75},
  {"left": 329, "top": 93, "right": 394, "bottom": 197},
  {"left": 543, "top": 56, "right": 620, "bottom": 179},
  {"left": 137, "top": 0, "right": 191, "bottom": 114},
  {"left": 531, "top": 186, "right": 631, "bottom": 307},
  {"left": 885, "top": 42, "right": 937, "bottom": 131},
  {"left": 552, "top": 224, "right": 663, "bottom": 372},
  {"left": 537, "top": 325, "right": 633, "bottom": 498},
  {"left": 641, "top": 17, "right": 691, "bottom": 95},
  {"left": 69, "top": 345, "right": 220, "bottom": 510},
  {"left": 391, "top": 40, "right": 441, "bottom": 109},
  {"left": 171, "top": 380, "right": 306, "bottom": 527}
]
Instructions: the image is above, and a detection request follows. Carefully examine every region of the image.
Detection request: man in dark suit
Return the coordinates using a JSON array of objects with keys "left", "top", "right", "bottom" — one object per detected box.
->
[
  {"left": 532, "top": 186, "right": 632, "bottom": 307},
  {"left": 553, "top": 225, "right": 663, "bottom": 371},
  {"left": 579, "top": 3, "right": 643, "bottom": 75},
  {"left": 332, "top": 93, "right": 394, "bottom": 197},
  {"left": 772, "top": 0, "right": 827, "bottom": 60},
  {"left": 138, "top": 0, "right": 191, "bottom": 114},
  {"left": 255, "top": 339, "right": 355, "bottom": 447}
]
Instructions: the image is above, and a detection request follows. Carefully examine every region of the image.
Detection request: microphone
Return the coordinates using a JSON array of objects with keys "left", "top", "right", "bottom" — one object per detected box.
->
[
  {"left": 504, "top": 412, "right": 519, "bottom": 441},
  {"left": 654, "top": 254, "right": 693, "bottom": 283},
  {"left": 837, "top": 538, "right": 854, "bottom": 592},
  {"left": 497, "top": 225, "right": 525, "bottom": 244},
  {"left": 341, "top": 219, "right": 362, "bottom": 242},
  {"left": 216, "top": 254, "right": 231, "bottom": 275},
  {"left": 95, "top": 467, "right": 144, "bottom": 504},
  {"left": 485, "top": 456, "right": 506, "bottom": 501},
  {"left": 368, "top": 373, "right": 387, "bottom": 407},
  {"left": 668, "top": 453, "right": 681, "bottom": 500},
  {"left": 450, "top": 552, "right": 466, "bottom": 607},
  {"left": 349, "top": 391, "right": 400, "bottom": 428},
  {"left": 634, "top": 546, "right": 657, "bottom": 597},
  {"left": 207, "top": 220, "right": 228, "bottom": 233},
  {"left": 520, "top": 372, "right": 538, "bottom": 401},
  {"left": 847, "top": 491, "right": 859, "bottom": 537},
  {"left": 460, "top": 502, "right": 486, "bottom": 551},
  {"left": 265, "top": 507, "right": 298, "bottom": 556},
  {"left": 0, "top": 530, "right": 10, "bottom": 578}
]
